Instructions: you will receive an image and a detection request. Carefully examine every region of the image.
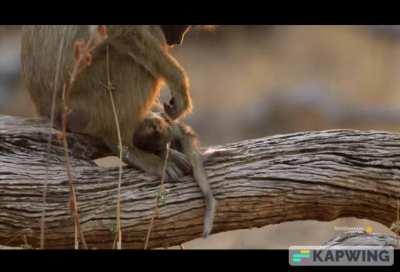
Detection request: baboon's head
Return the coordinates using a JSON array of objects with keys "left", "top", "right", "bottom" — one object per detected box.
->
[{"left": 160, "top": 25, "right": 191, "bottom": 46}]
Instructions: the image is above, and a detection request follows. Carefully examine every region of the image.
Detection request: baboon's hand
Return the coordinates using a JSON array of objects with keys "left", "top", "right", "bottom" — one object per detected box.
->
[
  {"left": 164, "top": 97, "right": 179, "bottom": 120},
  {"left": 164, "top": 96, "right": 191, "bottom": 120}
]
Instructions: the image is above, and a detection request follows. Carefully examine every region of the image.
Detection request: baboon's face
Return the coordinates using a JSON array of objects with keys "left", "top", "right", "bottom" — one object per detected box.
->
[{"left": 160, "top": 25, "right": 191, "bottom": 46}]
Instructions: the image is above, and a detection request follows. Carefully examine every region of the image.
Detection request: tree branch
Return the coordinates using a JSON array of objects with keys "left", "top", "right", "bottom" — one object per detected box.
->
[
  {"left": 0, "top": 115, "right": 399, "bottom": 249},
  {"left": 323, "top": 231, "right": 399, "bottom": 248}
]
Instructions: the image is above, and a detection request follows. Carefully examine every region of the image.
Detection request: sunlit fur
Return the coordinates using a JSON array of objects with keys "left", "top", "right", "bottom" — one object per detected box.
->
[{"left": 21, "top": 25, "right": 193, "bottom": 176}]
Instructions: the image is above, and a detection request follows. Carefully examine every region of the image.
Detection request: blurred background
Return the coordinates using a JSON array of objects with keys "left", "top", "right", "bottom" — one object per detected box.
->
[{"left": 0, "top": 25, "right": 398, "bottom": 248}]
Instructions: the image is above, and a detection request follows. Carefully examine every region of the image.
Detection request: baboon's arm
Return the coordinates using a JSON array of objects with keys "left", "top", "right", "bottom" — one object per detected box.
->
[{"left": 107, "top": 27, "right": 192, "bottom": 120}]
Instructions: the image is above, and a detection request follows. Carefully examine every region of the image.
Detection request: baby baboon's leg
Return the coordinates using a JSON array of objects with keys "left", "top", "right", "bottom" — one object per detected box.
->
[
  {"left": 167, "top": 149, "right": 193, "bottom": 177},
  {"left": 106, "top": 142, "right": 185, "bottom": 180},
  {"left": 177, "top": 124, "right": 217, "bottom": 237},
  {"left": 126, "top": 146, "right": 187, "bottom": 180}
]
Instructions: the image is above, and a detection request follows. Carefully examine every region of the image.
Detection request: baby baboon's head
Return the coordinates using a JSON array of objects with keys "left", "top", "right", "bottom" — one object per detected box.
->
[{"left": 133, "top": 113, "right": 173, "bottom": 155}]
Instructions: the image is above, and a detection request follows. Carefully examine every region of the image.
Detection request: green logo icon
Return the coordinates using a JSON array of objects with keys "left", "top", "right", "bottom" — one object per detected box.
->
[{"left": 291, "top": 249, "right": 311, "bottom": 265}]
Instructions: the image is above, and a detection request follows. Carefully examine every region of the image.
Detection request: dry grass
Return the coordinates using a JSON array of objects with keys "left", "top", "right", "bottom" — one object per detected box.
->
[
  {"left": 144, "top": 143, "right": 170, "bottom": 250},
  {"left": 390, "top": 200, "right": 400, "bottom": 235},
  {"left": 41, "top": 31, "right": 66, "bottom": 249},
  {"left": 55, "top": 26, "right": 107, "bottom": 249},
  {"left": 105, "top": 43, "right": 124, "bottom": 249}
]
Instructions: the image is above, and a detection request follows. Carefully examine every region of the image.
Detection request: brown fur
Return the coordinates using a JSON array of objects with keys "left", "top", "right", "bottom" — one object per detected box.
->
[{"left": 21, "top": 25, "right": 193, "bottom": 177}]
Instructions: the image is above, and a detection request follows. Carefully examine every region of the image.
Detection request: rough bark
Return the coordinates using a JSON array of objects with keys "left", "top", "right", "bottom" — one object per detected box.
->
[
  {"left": 323, "top": 231, "right": 399, "bottom": 249},
  {"left": 0, "top": 115, "right": 399, "bottom": 249}
]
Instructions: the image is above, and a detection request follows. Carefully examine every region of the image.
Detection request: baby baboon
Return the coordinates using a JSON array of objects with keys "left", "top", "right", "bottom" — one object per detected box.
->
[
  {"left": 133, "top": 112, "right": 217, "bottom": 237},
  {"left": 21, "top": 25, "right": 193, "bottom": 178}
]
